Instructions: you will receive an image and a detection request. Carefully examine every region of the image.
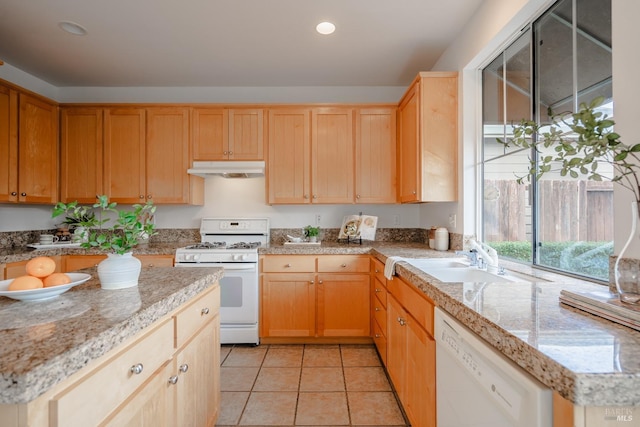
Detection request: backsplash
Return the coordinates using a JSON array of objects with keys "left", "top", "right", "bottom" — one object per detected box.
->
[{"left": 0, "top": 227, "right": 464, "bottom": 250}]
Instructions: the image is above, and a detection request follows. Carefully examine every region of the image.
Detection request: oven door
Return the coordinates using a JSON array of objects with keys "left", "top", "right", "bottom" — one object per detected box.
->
[{"left": 176, "top": 262, "right": 259, "bottom": 325}]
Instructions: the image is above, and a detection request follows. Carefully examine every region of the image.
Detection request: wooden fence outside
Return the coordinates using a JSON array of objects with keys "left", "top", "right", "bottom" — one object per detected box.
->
[{"left": 484, "top": 180, "right": 613, "bottom": 242}]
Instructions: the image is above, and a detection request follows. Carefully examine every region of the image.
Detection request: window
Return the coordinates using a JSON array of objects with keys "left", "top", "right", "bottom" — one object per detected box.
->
[{"left": 481, "top": 0, "right": 612, "bottom": 281}]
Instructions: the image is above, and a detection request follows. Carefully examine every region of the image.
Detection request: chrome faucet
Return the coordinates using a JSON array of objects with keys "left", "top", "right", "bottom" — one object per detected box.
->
[
  {"left": 469, "top": 239, "right": 500, "bottom": 273},
  {"left": 455, "top": 249, "right": 478, "bottom": 266}
]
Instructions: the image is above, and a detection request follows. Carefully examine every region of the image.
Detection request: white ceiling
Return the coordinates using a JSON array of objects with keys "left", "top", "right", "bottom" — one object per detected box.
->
[{"left": 0, "top": 0, "right": 483, "bottom": 88}]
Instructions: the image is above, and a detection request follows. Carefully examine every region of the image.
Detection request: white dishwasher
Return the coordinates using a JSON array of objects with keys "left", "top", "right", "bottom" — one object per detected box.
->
[{"left": 435, "top": 308, "right": 552, "bottom": 427}]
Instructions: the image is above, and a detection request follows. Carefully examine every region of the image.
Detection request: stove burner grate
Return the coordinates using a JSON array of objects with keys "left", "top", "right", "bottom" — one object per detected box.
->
[
  {"left": 227, "top": 242, "right": 262, "bottom": 249},
  {"left": 185, "top": 242, "right": 226, "bottom": 250}
]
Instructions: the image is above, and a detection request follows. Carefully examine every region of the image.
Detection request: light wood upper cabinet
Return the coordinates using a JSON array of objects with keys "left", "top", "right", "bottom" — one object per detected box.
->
[
  {"left": 267, "top": 109, "right": 311, "bottom": 204},
  {"left": 104, "top": 108, "right": 146, "bottom": 203},
  {"left": 103, "top": 107, "right": 202, "bottom": 205},
  {"left": 311, "top": 108, "right": 354, "bottom": 204},
  {"left": 0, "top": 84, "right": 18, "bottom": 203},
  {"left": 355, "top": 108, "right": 396, "bottom": 203},
  {"left": 398, "top": 71, "right": 458, "bottom": 203},
  {"left": 16, "top": 93, "right": 59, "bottom": 203},
  {"left": 60, "top": 107, "right": 104, "bottom": 203},
  {"left": 146, "top": 108, "right": 191, "bottom": 203},
  {"left": 191, "top": 108, "right": 264, "bottom": 161}
]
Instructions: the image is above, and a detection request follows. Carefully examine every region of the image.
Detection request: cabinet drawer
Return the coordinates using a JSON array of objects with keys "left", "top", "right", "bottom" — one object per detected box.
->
[
  {"left": 262, "top": 255, "right": 316, "bottom": 273},
  {"left": 372, "top": 277, "right": 387, "bottom": 308},
  {"left": 371, "top": 257, "right": 386, "bottom": 285},
  {"left": 135, "top": 255, "right": 174, "bottom": 268},
  {"left": 387, "top": 276, "right": 434, "bottom": 336},
  {"left": 373, "top": 297, "right": 387, "bottom": 333},
  {"left": 372, "top": 320, "right": 387, "bottom": 365},
  {"left": 318, "top": 255, "right": 369, "bottom": 273},
  {"left": 64, "top": 255, "right": 107, "bottom": 272},
  {"left": 50, "top": 318, "right": 174, "bottom": 427},
  {"left": 175, "top": 286, "right": 220, "bottom": 349}
]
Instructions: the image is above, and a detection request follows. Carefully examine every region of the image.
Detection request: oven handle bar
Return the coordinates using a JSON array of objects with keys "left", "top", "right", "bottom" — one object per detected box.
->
[{"left": 175, "top": 263, "right": 257, "bottom": 271}]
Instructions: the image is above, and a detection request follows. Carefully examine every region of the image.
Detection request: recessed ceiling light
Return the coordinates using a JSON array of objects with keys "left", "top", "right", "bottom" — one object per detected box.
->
[
  {"left": 316, "top": 21, "right": 336, "bottom": 35},
  {"left": 58, "top": 21, "right": 87, "bottom": 36}
]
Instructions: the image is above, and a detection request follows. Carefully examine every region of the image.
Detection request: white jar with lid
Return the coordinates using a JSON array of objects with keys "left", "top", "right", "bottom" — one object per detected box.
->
[{"left": 434, "top": 227, "right": 449, "bottom": 251}]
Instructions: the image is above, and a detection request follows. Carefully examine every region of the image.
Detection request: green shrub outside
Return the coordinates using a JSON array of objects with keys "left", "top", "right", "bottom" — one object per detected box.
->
[{"left": 487, "top": 241, "right": 612, "bottom": 281}]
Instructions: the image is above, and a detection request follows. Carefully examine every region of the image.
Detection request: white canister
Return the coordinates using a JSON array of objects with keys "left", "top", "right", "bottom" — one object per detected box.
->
[{"left": 434, "top": 227, "right": 449, "bottom": 251}]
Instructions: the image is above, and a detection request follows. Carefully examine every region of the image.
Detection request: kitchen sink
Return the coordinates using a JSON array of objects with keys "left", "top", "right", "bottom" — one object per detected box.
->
[{"left": 403, "top": 258, "right": 532, "bottom": 283}]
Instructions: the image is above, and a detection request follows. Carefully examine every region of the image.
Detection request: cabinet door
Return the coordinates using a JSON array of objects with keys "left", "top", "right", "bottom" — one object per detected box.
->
[
  {"left": 386, "top": 293, "right": 406, "bottom": 399},
  {"left": 18, "top": 93, "right": 58, "bottom": 203},
  {"left": 261, "top": 273, "right": 315, "bottom": 337},
  {"left": 311, "top": 108, "right": 353, "bottom": 203},
  {"left": 317, "top": 273, "right": 370, "bottom": 337},
  {"left": 355, "top": 108, "right": 396, "bottom": 203},
  {"left": 104, "top": 108, "right": 146, "bottom": 203},
  {"left": 135, "top": 255, "right": 174, "bottom": 268},
  {"left": 175, "top": 315, "right": 220, "bottom": 427},
  {"left": 229, "top": 109, "right": 264, "bottom": 160},
  {"left": 421, "top": 74, "right": 458, "bottom": 202},
  {"left": 102, "top": 361, "right": 175, "bottom": 427},
  {"left": 0, "top": 85, "right": 18, "bottom": 203},
  {"left": 405, "top": 314, "right": 436, "bottom": 427},
  {"left": 146, "top": 108, "right": 190, "bottom": 203},
  {"left": 60, "top": 108, "right": 104, "bottom": 203},
  {"left": 267, "top": 109, "right": 311, "bottom": 204},
  {"left": 191, "top": 108, "right": 228, "bottom": 160},
  {"left": 397, "top": 83, "right": 420, "bottom": 203}
]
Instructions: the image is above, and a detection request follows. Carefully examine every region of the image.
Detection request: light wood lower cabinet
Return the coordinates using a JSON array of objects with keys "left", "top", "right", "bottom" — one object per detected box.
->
[
  {"left": 0, "top": 284, "right": 220, "bottom": 427},
  {"left": 370, "top": 257, "right": 388, "bottom": 364},
  {"left": 386, "top": 276, "right": 436, "bottom": 427},
  {"left": 260, "top": 255, "right": 370, "bottom": 340}
]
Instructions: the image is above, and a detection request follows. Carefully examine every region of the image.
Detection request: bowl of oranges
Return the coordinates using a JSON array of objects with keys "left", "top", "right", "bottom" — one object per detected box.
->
[{"left": 0, "top": 256, "right": 91, "bottom": 302}]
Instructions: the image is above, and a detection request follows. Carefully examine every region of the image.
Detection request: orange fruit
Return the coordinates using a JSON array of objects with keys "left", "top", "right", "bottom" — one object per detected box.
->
[
  {"left": 25, "top": 256, "right": 57, "bottom": 278},
  {"left": 43, "top": 273, "right": 72, "bottom": 288},
  {"left": 9, "top": 275, "right": 44, "bottom": 291}
]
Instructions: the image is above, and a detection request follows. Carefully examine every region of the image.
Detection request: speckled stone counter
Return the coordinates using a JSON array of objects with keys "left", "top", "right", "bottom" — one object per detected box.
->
[{"left": 0, "top": 266, "right": 223, "bottom": 404}]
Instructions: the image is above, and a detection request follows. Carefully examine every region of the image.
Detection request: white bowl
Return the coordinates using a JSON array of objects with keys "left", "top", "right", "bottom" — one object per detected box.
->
[{"left": 0, "top": 273, "right": 92, "bottom": 302}]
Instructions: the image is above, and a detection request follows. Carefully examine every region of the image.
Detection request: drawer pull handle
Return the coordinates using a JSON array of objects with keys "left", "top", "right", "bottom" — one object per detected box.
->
[
  {"left": 130, "top": 363, "right": 144, "bottom": 375},
  {"left": 375, "top": 288, "right": 381, "bottom": 293},
  {"left": 201, "top": 307, "right": 210, "bottom": 315},
  {"left": 168, "top": 375, "right": 179, "bottom": 385},
  {"left": 398, "top": 317, "right": 406, "bottom": 326},
  {"left": 285, "top": 263, "right": 292, "bottom": 268},
  {"left": 179, "top": 364, "right": 189, "bottom": 373},
  {"left": 341, "top": 263, "right": 347, "bottom": 267}
]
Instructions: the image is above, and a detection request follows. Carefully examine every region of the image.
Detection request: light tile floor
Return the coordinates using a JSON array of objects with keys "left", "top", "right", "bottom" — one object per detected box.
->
[{"left": 216, "top": 344, "right": 409, "bottom": 426}]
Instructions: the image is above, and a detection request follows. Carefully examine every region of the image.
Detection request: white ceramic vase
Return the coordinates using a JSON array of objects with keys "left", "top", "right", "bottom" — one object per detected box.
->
[
  {"left": 97, "top": 252, "right": 142, "bottom": 290},
  {"left": 614, "top": 201, "right": 640, "bottom": 304}
]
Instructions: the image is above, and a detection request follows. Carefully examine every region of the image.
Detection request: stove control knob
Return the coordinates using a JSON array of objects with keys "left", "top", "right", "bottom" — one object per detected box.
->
[
  {"left": 193, "top": 254, "right": 200, "bottom": 261},
  {"left": 232, "top": 254, "right": 247, "bottom": 261}
]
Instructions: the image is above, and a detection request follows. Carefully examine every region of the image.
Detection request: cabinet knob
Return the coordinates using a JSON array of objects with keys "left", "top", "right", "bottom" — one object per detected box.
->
[
  {"left": 223, "top": 151, "right": 228, "bottom": 155},
  {"left": 147, "top": 195, "right": 152, "bottom": 199},
  {"left": 130, "top": 363, "right": 144, "bottom": 375},
  {"left": 179, "top": 364, "right": 189, "bottom": 373},
  {"left": 21, "top": 192, "right": 26, "bottom": 197},
  {"left": 168, "top": 375, "right": 179, "bottom": 385},
  {"left": 313, "top": 195, "right": 317, "bottom": 199},
  {"left": 148, "top": 264, "right": 154, "bottom": 268},
  {"left": 228, "top": 151, "right": 233, "bottom": 155},
  {"left": 304, "top": 194, "right": 309, "bottom": 199},
  {"left": 318, "top": 280, "right": 323, "bottom": 284},
  {"left": 10, "top": 192, "right": 17, "bottom": 196},
  {"left": 310, "top": 280, "right": 314, "bottom": 284},
  {"left": 356, "top": 194, "right": 360, "bottom": 199},
  {"left": 341, "top": 263, "right": 347, "bottom": 268},
  {"left": 375, "top": 334, "right": 381, "bottom": 338},
  {"left": 375, "top": 269, "right": 379, "bottom": 273},
  {"left": 139, "top": 195, "right": 144, "bottom": 199},
  {"left": 375, "top": 288, "right": 381, "bottom": 293},
  {"left": 201, "top": 307, "right": 210, "bottom": 315},
  {"left": 412, "top": 191, "right": 417, "bottom": 195},
  {"left": 375, "top": 307, "right": 380, "bottom": 312},
  {"left": 398, "top": 317, "right": 406, "bottom": 326},
  {"left": 285, "top": 263, "right": 292, "bottom": 268}
]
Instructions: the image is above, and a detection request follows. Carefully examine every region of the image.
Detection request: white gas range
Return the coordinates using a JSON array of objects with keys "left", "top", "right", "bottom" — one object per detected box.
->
[{"left": 175, "top": 218, "right": 269, "bottom": 345}]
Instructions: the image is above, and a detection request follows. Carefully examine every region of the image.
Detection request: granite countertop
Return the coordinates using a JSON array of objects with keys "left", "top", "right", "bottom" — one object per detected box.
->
[
  {"left": 3, "top": 241, "right": 640, "bottom": 406},
  {"left": 0, "top": 266, "right": 223, "bottom": 404}
]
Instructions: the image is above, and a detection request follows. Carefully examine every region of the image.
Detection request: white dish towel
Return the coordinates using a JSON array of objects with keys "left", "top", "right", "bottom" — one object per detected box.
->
[{"left": 384, "top": 256, "right": 405, "bottom": 280}]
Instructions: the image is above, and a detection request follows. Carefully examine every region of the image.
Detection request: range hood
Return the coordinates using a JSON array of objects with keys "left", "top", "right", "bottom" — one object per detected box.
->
[{"left": 187, "top": 161, "right": 265, "bottom": 178}]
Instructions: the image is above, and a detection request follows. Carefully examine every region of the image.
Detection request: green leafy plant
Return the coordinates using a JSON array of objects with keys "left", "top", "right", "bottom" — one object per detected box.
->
[
  {"left": 498, "top": 96, "right": 640, "bottom": 206},
  {"left": 52, "top": 195, "right": 156, "bottom": 255},
  {"left": 304, "top": 225, "right": 320, "bottom": 238}
]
